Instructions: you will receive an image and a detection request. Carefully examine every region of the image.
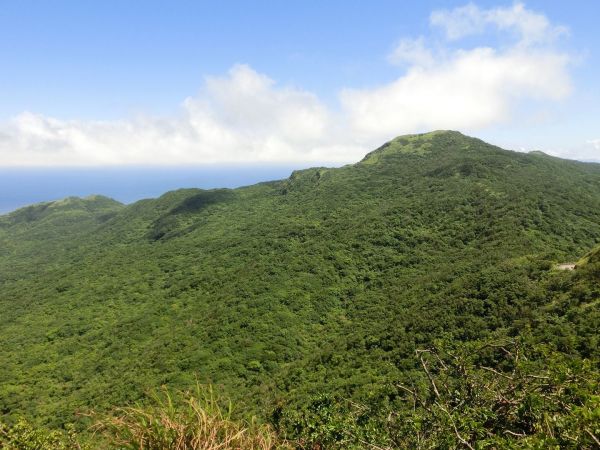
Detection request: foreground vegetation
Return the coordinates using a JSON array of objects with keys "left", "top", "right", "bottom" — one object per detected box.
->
[
  {"left": 2, "top": 334, "right": 598, "bottom": 448},
  {"left": 0, "top": 131, "right": 599, "bottom": 448},
  {"left": 1, "top": 386, "right": 286, "bottom": 449}
]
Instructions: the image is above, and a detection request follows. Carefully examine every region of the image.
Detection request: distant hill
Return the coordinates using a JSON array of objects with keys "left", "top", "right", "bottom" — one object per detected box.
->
[{"left": 0, "top": 131, "right": 598, "bottom": 447}]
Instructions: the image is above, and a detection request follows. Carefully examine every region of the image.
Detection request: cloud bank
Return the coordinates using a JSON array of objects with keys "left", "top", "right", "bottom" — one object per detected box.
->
[
  {"left": 548, "top": 139, "right": 600, "bottom": 163},
  {"left": 0, "top": 2, "right": 584, "bottom": 166},
  {"left": 2, "top": 66, "right": 363, "bottom": 165}
]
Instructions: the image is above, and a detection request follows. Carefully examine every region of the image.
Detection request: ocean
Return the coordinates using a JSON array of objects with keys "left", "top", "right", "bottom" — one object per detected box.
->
[{"left": 0, "top": 165, "right": 311, "bottom": 215}]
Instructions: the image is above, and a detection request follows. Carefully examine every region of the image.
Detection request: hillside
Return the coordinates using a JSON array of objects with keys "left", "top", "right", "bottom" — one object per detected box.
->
[{"left": 0, "top": 131, "right": 599, "bottom": 448}]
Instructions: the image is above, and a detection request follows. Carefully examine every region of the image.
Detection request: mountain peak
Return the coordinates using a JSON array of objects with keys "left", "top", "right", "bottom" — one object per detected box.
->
[
  {"left": 359, "top": 130, "right": 474, "bottom": 165},
  {"left": 1, "top": 195, "right": 123, "bottom": 225}
]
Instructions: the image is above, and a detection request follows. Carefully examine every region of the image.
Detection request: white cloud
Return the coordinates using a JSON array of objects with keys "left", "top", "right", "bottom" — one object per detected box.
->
[
  {"left": 0, "top": 3, "right": 584, "bottom": 166},
  {"left": 581, "top": 139, "right": 600, "bottom": 161},
  {"left": 341, "top": 2, "right": 571, "bottom": 142},
  {"left": 0, "top": 65, "right": 365, "bottom": 165},
  {"left": 387, "top": 37, "right": 434, "bottom": 67},
  {"left": 545, "top": 140, "right": 600, "bottom": 162},
  {"left": 191, "top": 65, "right": 330, "bottom": 144},
  {"left": 430, "top": 2, "right": 568, "bottom": 45},
  {"left": 341, "top": 47, "right": 570, "bottom": 140}
]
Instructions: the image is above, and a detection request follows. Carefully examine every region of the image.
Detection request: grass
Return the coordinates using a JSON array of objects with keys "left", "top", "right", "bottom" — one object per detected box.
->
[{"left": 93, "top": 385, "right": 290, "bottom": 450}]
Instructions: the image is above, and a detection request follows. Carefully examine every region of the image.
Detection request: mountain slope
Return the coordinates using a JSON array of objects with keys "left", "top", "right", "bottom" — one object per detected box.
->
[
  {"left": 0, "top": 131, "right": 598, "bottom": 438},
  {"left": 0, "top": 195, "right": 123, "bottom": 282}
]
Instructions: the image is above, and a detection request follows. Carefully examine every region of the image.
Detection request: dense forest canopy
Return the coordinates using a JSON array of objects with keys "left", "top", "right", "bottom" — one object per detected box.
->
[{"left": 0, "top": 131, "right": 598, "bottom": 448}]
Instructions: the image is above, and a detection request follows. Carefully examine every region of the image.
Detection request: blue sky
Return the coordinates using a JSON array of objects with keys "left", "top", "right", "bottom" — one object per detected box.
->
[{"left": 0, "top": 0, "right": 599, "bottom": 165}]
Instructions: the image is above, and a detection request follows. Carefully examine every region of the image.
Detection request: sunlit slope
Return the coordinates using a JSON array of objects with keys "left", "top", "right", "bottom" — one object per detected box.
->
[{"left": 0, "top": 131, "right": 599, "bottom": 426}]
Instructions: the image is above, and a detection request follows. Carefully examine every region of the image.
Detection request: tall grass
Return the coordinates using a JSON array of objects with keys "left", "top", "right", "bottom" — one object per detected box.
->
[{"left": 93, "top": 385, "right": 290, "bottom": 450}]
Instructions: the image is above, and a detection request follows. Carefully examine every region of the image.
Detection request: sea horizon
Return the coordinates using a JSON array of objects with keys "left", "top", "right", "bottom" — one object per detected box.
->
[{"left": 0, "top": 164, "right": 321, "bottom": 215}]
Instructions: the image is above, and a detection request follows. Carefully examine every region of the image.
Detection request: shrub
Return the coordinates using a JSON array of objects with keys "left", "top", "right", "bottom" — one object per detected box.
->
[
  {"left": 93, "top": 384, "right": 289, "bottom": 449},
  {"left": 0, "top": 419, "right": 85, "bottom": 450}
]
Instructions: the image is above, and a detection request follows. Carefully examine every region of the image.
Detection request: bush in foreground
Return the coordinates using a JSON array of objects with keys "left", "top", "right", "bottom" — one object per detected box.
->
[
  {"left": 0, "top": 419, "right": 85, "bottom": 449},
  {"left": 2, "top": 344, "right": 598, "bottom": 449},
  {"left": 93, "top": 385, "right": 288, "bottom": 450},
  {"left": 1, "top": 386, "right": 287, "bottom": 450}
]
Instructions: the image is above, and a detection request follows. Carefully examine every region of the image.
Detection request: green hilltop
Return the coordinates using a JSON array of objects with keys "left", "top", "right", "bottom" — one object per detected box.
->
[{"left": 0, "top": 131, "right": 599, "bottom": 448}]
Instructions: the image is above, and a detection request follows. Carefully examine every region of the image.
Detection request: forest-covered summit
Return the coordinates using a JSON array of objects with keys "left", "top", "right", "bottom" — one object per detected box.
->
[
  {"left": 0, "top": 131, "right": 599, "bottom": 448},
  {"left": 0, "top": 194, "right": 122, "bottom": 225}
]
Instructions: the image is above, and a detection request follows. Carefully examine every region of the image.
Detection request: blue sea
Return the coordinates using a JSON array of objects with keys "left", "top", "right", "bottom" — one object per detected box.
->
[{"left": 0, "top": 165, "right": 313, "bottom": 215}]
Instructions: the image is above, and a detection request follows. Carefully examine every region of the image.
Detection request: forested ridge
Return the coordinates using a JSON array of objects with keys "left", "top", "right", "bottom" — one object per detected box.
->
[{"left": 0, "top": 131, "right": 598, "bottom": 448}]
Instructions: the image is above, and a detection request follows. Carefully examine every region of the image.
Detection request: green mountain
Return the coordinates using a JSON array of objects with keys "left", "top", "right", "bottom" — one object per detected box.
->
[{"left": 1, "top": 131, "right": 599, "bottom": 448}]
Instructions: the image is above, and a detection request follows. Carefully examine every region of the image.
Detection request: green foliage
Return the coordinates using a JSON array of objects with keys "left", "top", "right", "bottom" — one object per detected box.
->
[
  {"left": 389, "top": 342, "right": 599, "bottom": 449},
  {"left": 271, "top": 339, "right": 600, "bottom": 449},
  {"left": 0, "top": 131, "right": 599, "bottom": 447},
  {"left": 272, "top": 394, "right": 389, "bottom": 449},
  {"left": 0, "top": 419, "right": 86, "bottom": 449}
]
